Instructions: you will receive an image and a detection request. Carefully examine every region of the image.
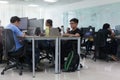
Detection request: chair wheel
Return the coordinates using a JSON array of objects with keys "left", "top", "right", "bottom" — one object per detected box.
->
[
  {"left": 1, "top": 72, "right": 4, "bottom": 75},
  {"left": 21, "top": 67, "right": 23, "bottom": 69},
  {"left": 19, "top": 72, "right": 22, "bottom": 75},
  {"left": 16, "top": 67, "right": 19, "bottom": 69},
  {"left": 49, "top": 61, "right": 51, "bottom": 64}
]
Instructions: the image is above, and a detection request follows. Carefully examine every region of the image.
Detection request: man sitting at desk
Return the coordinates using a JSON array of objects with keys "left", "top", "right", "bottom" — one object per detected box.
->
[
  {"left": 63, "top": 18, "right": 81, "bottom": 37},
  {"left": 61, "top": 18, "right": 81, "bottom": 67},
  {"left": 97, "top": 23, "right": 118, "bottom": 61},
  {"left": 6, "top": 16, "right": 42, "bottom": 71}
]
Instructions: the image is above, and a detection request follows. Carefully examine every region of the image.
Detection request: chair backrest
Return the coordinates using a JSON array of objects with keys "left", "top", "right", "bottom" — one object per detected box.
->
[
  {"left": 2, "top": 29, "right": 16, "bottom": 57},
  {"left": 0, "top": 27, "right": 3, "bottom": 50},
  {"left": 94, "top": 29, "right": 107, "bottom": 47},
  {"left": 35, "top": 27, "right": 41, "bottom": 36}
]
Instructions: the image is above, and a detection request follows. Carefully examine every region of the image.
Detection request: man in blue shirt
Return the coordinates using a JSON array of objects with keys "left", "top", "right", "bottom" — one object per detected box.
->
[
  {"left": 6, "top": 16, "right": 24, "bottom": 51},
  {"left": 6, "top": 16, "right": 42, "bottom": 71}
]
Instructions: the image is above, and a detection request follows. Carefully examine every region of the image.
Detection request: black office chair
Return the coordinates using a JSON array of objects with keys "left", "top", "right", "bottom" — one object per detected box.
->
[
  {"left": 80, "top": 27, "right": 95, "bottom": 57},
  {"left": 38, "top": 41, "right": 54, "bottom": 63},
  {"left": 1, "top": 29, "right": 24, "bottom": 75},
  {"left": 34, "top": 27, "right": 53, "bottom": 63},
  {"left": 0, "top": 27, "right": 3, "bottom": 63},
  {"left": 93, "top": 29, "right": 111, "bottom": 61}
]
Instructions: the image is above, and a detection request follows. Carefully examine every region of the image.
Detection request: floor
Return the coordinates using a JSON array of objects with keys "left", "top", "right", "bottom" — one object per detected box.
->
[{"left": 0, "top": 59, "right": 120, "bottom": 80}]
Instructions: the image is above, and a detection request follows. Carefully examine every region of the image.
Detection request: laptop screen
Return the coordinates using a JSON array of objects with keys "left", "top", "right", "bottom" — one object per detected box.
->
[{"left": 49, "top": 28, "right": 61, "bottom": 37}]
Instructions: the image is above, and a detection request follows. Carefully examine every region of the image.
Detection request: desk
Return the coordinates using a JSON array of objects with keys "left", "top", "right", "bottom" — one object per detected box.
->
[
  {"left": 25, "top": 36, "right": 81, "bottom": 77},
  {"left": 25, "top": 36, "right": 60, "bottom": 77},
  {"left": 59, "top": 37, "right": 81, "bottom": 71}
]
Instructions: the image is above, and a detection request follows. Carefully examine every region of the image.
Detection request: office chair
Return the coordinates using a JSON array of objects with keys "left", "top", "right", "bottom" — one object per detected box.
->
[
  {"left": 34, "top": 27, "right": 53, "bottom": 63},
  {"left": 0, "top": 27, "right": 3, "bottom": 63},
  {"left": 80, "top": 27, "right": 95, "bottom": 57},
  {"left": 1, "top": 29, "right": 24, "bottom": 75},
  {"left": 93, "top": 29, "right": 112, "bottom": 61},
  {"left": 38, "top": 41, "right": 54, "bottom": 63}
]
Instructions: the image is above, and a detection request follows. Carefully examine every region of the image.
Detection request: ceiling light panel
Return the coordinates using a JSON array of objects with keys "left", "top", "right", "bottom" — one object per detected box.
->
[
  {"left": 44, "top": 0, "right": 58, "bottom": 3},
  {"left": 0, "top": 1, "right": 9, "bottom": 4}
]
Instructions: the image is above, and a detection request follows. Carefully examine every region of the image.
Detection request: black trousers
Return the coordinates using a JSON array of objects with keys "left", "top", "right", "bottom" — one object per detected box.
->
[
  {"left": 97, "top": 39, "right": 118, "bottom": 59},
  {"left": 61, "top": 40, "right": 77, "bottom": 65}
]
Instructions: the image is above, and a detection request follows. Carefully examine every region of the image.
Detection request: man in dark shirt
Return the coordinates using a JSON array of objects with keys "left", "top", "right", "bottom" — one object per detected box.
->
[
  {"left": 102, "top": 23, "right": 114, "bottom": 41},
  {"left": 97, "top": 23, "right": 117, "bottom": 61},
  {"left": 103, "top": 23, "right": 118, "bottom": 61},
  {"left": 61, "top": 18, "right": 81, "bottom": 67},
  {"left": 63, "top": 18, "right": 81, "bottom": 51},
  {"left": 63, "top": 18, "right": 81, "bottom": 37},
  {"left": 96, "top": 23, "right": 113, "bottom": 47}
]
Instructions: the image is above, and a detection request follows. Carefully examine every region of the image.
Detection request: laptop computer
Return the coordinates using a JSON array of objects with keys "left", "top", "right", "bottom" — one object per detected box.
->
[
  {"left": 27, "top": 27, "right": 35, "bottom": 36},
  {"left": 27, "top": 27, "right": 42, "bottom": 36},
  {"left": 49, "top": 28, "right": 61, "bottom": 37}
]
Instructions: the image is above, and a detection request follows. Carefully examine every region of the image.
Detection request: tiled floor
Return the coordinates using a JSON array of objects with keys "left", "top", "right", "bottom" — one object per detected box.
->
[{"left": 0, "top": 59, "right": 120, "bottom": 80}]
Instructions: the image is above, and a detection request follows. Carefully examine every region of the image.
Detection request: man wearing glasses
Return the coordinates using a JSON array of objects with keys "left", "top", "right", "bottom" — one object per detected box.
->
[{"left": 61, "top": 18, "right": 82, "bottom": 68}]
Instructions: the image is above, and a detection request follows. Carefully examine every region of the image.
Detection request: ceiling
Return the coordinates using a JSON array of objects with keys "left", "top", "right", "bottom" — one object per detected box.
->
[{"left": 3, "top": 0, "right": 83, "bottom": 7}]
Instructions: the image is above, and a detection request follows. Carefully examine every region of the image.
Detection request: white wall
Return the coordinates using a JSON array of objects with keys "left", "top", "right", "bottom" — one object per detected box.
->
[
  {"left": 44, "top": 0, "right": 120, "bottom": 28},
  {"left": 1, "top": 0, "right": 120, "bottom": 28},
  {"left": 44, "top": 10, "right": 64, "bottom": 28},
  {"left": 0, "top": 4, "right": 45, "bottom": 27}
]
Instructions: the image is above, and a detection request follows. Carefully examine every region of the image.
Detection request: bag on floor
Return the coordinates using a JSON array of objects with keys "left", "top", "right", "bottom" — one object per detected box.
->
[{"left": 64, "top": 51, "right": 80, "bottom": 72}]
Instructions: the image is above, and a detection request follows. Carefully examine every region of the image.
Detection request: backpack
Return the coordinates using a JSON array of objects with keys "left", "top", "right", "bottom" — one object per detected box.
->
[{"left": 64, "top": 51, "right": 80, "bottom": 72}]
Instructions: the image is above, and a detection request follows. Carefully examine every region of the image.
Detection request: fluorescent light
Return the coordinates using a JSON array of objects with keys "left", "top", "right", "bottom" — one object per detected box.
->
[
  {"left": 28, "top": 4, "right": 39, "bottom": 7},
  {"left": 44, "top": 0, "right": 58, "bottom": 3},
  {"left": 0, "top": 1, "right": 8, "bottom": 4}
]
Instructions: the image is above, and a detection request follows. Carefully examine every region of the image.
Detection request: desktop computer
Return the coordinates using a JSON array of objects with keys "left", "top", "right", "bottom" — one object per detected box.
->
[
  {"left": 27, "top": 18, "right": 44, "bottom": 36},
  {"left": 19, "top": 17, "right": 28, "bottom": 30}
]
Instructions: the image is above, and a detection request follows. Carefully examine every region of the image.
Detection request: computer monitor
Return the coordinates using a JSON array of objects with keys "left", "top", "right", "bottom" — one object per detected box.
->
[
  {"left": 81, "top": 27, "right": 95, "bottom": 37},
  {"left": 28, "top": 18, "right": 44, "bottom": 32},
  {"left": 27, "top": 18, "right": 37, "bottom": 35},
  {"left": 28, "top": 18, "right": 37, "bottom": 27},
  {"left": 37, "top": 19, "right": 44, "bottom": 31},
  {"left": 81, "top": 27, "right": 90, "bottom": 35},
  {"left": 19, "top": 17, "right": 28, "bottom": 30}
]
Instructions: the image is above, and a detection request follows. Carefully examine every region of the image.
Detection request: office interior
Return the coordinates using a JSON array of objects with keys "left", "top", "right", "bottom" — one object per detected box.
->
[{"left": 0, "top": 0, "right": 120, "bottom": 80}]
